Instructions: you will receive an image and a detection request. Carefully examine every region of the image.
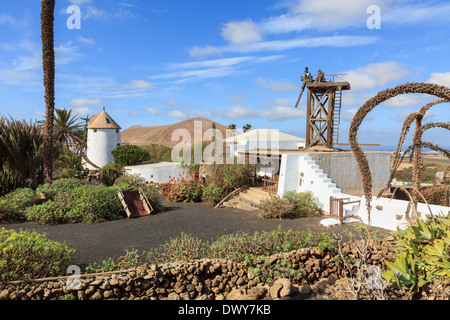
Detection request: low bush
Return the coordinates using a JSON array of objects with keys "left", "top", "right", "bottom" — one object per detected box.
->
[
  {"left": 282, "top": 190, "right": 321, "bottom": 217},
  {"left": 0, "top": 228, "right": 75, "bottom": 282},
  {"left": 98, "top": 227, "right": 336, "bottom": 268},
  {"left": 35, "top": 178, "right": 83, "bottom": 198},
  {"left": 201, "top": 184, "right": 224, "bottom": 206},
  {"left": 114, "top": 173, "right": 145, "bottom": 187},
  {"left": 141, "top": 144, "right": 172, "bottom": 163},
  {"left": 257, "top": 191, "right": 321, "bottom": 219},
  {"left": 0, "top": 188, "right": 38, "bottom": 223},
  {"left": 141, "top": 186, "right": 163, "bottom": 213},
  {"left": 222, "top": 163, "right": 253, "bottom": 191},
  {"left": 99, "top": 162, "right": 123, "bottom": 186},
  {"left": 26, "top": 185, "right": 126, "bottom": 224},
  {"left": 257, "top": 196, "right": 297, "bottom": 219}
]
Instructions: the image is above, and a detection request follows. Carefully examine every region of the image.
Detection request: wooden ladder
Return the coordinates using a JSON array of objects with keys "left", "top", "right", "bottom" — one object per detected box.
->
[{"left": 332, "top": 89, "right": 342, "bottom": 145}]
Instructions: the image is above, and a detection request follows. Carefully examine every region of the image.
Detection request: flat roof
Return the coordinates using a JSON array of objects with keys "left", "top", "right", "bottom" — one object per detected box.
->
[{"left": 125, "top": 162, "right": 182, "bottom": 168}]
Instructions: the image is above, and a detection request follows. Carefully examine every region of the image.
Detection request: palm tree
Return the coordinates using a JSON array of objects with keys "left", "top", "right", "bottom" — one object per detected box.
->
[
  {"left": 54, "top": 108, "right": 83, "bottom": 151},
  {"left": 41, "top": 0, "right": 56, "bottom": 187},
  {"left": 228, "top": 124, "right": 236, "bottom": 130},
  {"left": 242, "top": 124, "right": 252, "bottom": 133}
]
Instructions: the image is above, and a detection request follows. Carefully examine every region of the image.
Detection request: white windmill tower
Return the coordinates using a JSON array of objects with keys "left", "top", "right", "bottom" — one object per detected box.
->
[{"left": 83, "top": 107, "right": 121, "bottom": 170}]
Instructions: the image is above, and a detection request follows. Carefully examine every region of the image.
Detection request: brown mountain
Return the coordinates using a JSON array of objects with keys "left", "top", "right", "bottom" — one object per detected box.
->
[{"left": 121, "top": 117, "right": 238, "bottom": 147}]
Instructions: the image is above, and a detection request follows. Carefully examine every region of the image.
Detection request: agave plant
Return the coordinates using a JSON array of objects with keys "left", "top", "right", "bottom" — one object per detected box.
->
[
  {"left": 0, "top": 117, "right": 45, "bottom": 184},
  {"left": 383, "top": 213, "right": 450, "bottom": 293}
]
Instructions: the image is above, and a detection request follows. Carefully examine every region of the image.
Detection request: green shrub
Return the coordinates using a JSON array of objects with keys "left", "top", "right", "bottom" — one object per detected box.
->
[
  {"left": 141, "top": 186, "right": 163, "bottom": 213},
  {"left": 114, "top": 173, "right": 145, "bottom": 187},
  {"left": 0, "top": 228, "right": 75, "bottom": 282},
  {"left": 99, "top": 162, "right": 123, "bottom": 186},
  {"left": 141, "top": 144, "right": 172, "bottom": 163},
  {"left": 282, "top": 190, "right": 320, "bottom": 217},
  {"left": 222, "top": 163, "right": 253, "bottom": 191},
  {"left": 35, "top": 178, "right": 83, "bottom": 198},
  {"left": 383, "top": 214, "right": 450, "bottom": 294},
  {"left": 201, "top": 184, "right": 224, "bottom": 206},
  {"left": 257, "top": 196, "right": 298, "bottom": 219},
  {"left": 26, "top": 185, "right": 126, "bottom": 224},
  {"left": 111, "top": 144, "right": 150, "bottom": 166},
  {"left": 0, "top": 188, "right": 38, "bottom": 223},
  {"left": 257, "top": 191, "right": 321, "bottom": 219}
]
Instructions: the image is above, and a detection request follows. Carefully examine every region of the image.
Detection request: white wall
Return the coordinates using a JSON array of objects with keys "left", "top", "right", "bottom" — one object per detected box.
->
[
  {"left": 229, "top": 139, "right": 305, "bottom": 157},
  {"left": 357, "top": 196, "right": 450, "bottom": 231},
  {"left": 86, "top": 128, "right": 121, "bottom": 168},
  {"left": 124, "top": 162, "right": 185, "bottom": 184},
  {"left": 277, "top": 152, "right": 449, "bottom": 231},
  {"left": 308, "top": 152, "right": 391, "bottom": 194},
  {"left": 277, "top": 153, "right": 343, "bottom": 213}
]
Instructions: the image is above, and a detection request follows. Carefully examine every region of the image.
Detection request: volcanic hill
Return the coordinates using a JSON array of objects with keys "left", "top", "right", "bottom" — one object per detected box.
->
[{"left": 121, "top": 117, "right": 238, "bottom": 147}]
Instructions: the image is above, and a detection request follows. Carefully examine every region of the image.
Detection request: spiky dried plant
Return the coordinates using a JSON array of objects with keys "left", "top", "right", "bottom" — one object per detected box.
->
[{"left": 349, "top": 82, "right": 450, "bottom": 223}]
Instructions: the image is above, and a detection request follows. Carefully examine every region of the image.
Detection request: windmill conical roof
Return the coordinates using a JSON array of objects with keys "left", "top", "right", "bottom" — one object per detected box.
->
[{"left": 87, "top": 110, "right": 121, "bottom": 129}]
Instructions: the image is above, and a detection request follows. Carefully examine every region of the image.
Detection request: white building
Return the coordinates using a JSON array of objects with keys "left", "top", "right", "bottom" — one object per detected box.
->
[
  {"left": 124, "top": 162, "right": 185, "bottom": 184},
  {"left": 83, "top": 109, "right": 121, "bottom": 170},
  {"left": 226, "top": 129, "right": 306, "bottom": 177}
]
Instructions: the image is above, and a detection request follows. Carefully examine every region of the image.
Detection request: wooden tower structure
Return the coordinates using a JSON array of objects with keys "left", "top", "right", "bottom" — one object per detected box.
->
[{"left": 295, "top": 67, "right": 350, "bottom": 149}]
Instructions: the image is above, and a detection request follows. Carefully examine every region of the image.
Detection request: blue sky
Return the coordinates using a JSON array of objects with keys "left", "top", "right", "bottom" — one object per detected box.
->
[{"left": 0, "top": 0, "right": 449, "bottom": 150}]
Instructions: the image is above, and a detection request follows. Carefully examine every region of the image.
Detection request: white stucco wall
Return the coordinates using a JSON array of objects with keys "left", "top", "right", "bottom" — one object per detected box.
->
[
  {"left": 124, "top": 162, "right": 185, "bottom": 184},
  {"left": 277, "top": 153, "right": 344, "bottom": 213},
  {"left": 86, "top": 128, "right": 121, "bottom": 168},
  {"left": 357, "top": 195, "right": 449, "bottom": 231},
  {"left": 277, "top": 151, "right": 449, "bottom": 231}
]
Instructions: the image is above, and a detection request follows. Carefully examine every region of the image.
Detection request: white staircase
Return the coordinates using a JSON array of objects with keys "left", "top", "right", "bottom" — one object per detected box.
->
[{"left": 278, "top": 154, "right": 361, "bottom": 224}]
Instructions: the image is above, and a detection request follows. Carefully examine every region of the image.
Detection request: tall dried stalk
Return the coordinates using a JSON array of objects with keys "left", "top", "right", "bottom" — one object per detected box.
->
[
  {"left": 349, "top": 82, "right": 450, "bottom": 223},
  {"left": 41, "top": 0, "right": 56, "bottom": 187}
]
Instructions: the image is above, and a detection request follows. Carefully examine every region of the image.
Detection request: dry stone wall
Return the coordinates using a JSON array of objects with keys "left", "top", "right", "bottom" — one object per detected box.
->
[{"left": 0, "top": 242, "right": 394, "bottom": 300}]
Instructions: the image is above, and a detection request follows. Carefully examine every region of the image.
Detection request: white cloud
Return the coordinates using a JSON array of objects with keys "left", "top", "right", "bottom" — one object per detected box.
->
[
  {"left": 190, "top": 35, "right": 378, "bottom": 57},
  {"left": 153, "top": 56, "right": 282, "bottom": 83},
  {"left": 78, "top": 36, "right": 95, "bottom": 45},
  {"left": 145, "top": 107, "right": 162, "bottom": 115},
  {"left": 256, "top": 77, "right": 298, "bottom": 92},
  {"left": 168, "top": 110, "right": 188, "bottom": 119},
  {"left": 382, "top": 94, "right": 424, "bottom": 108},
  {"left": 261, "top": 98, "right": 305, "bottom": 121},
  {"left": 221, "top": 19, "right": 262, "bottom": 45},
  {"left": 216, "top": 105, "right": 258, "bottom": 119},
  {"left": 121, "top": 80, "right": 154, "bottom": 90},
  {"left": 55, "top": 42, "right": 84, "bottom": 66},
  {"left": 342, "top": 61, "right": 410, "bottom": 91},
  {"left": 340, "top": 108, "right": 374, "bottom": 122},
  {"left": 226, "top": 93, "right": 246, "bottom": 104},
  {"left": 189, "top": 45, "right": 222, "bottom": 58},
  {"left": 69, "top": 97, "right": 102, "bottom": 115},
  {"left": 428, "top": 72, "right": 450, "bottom": 87},
  {"left": 263, "top": 105, "right": 305, "bottom": 121}
]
